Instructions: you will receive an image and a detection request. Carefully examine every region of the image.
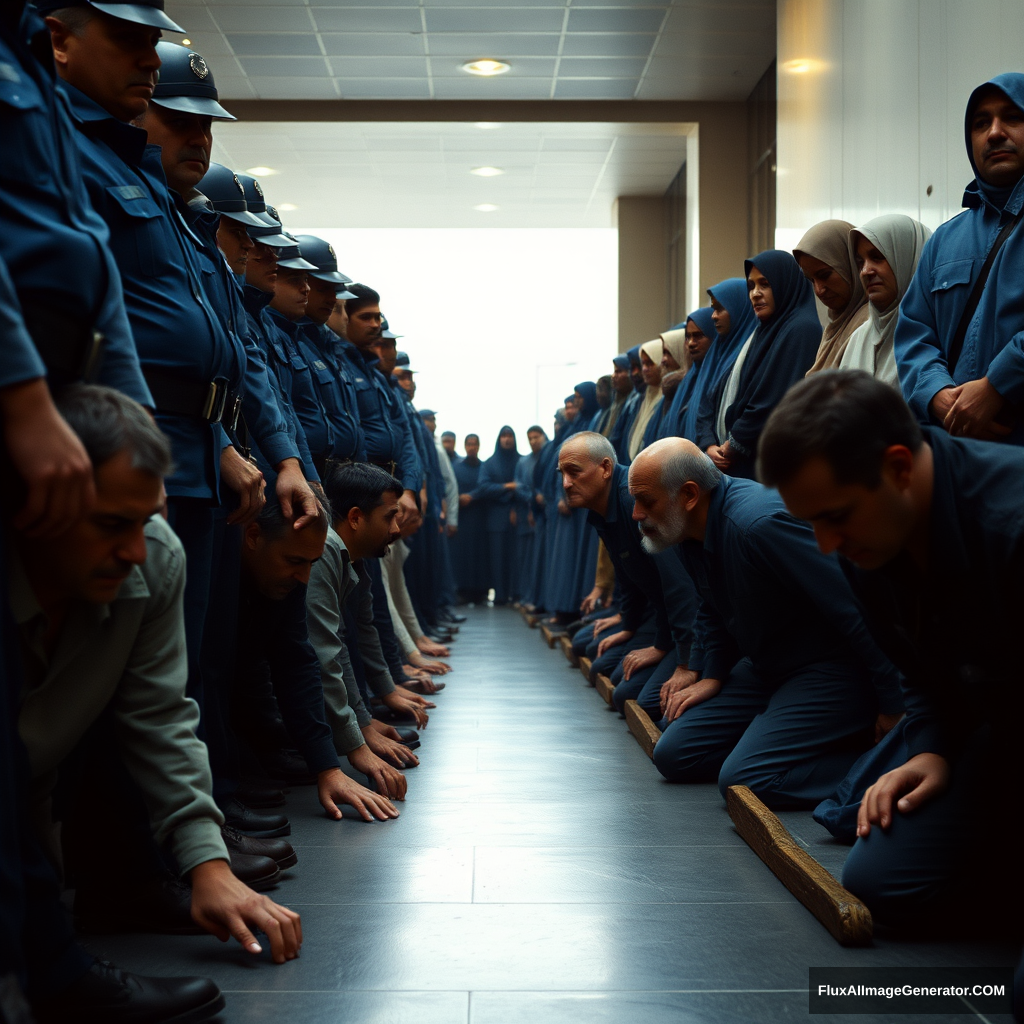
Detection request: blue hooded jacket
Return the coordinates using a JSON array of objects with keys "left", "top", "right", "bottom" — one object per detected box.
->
[
  {"left": 691, "top": 279, "right": 760, "bottom": 447},
  {"left": 894, "top": 73, "right": 1024, "bottom": 444}
]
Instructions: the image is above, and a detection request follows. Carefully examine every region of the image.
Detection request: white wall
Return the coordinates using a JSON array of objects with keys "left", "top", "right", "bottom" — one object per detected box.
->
[
  {"left": 776, "top": 0, "right": 1024, "bottom": 251},
  {"left": 293, "top": 227, "right": 618, "bottom": 454}
]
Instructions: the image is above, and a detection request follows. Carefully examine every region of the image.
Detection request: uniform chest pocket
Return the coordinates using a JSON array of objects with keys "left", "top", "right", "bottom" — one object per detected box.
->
[
  {"left": 313, "top": 363, "right": 338, "bottom": 388},
  {"left": 930, "top": 258, "right": 974, "bottom": 294},
  {"left": 105, "top": 184, "right": 163, "bottom": 278}
]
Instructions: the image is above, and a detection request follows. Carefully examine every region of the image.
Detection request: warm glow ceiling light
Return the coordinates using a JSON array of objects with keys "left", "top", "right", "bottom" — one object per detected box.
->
[
  {"left": 471, "top": 166, "right": 504, "bottom": 177},
  {"left": 181, "top": 38, "right": 191, "bottom": 45},
  {"left": 474, "top": 204, "right": 499, "bottom": 212},
  {"left": 475, "top": 122, "right": 502, "bottom": 129},
  {"left": 462, "top": 59, "right": 510, "bottom": 77},
  {"left": 782, "top": 58, "right": 824, "bottom": 74},
  {"left": 246, "top": 166, "right": 278, "bottom": 176}
]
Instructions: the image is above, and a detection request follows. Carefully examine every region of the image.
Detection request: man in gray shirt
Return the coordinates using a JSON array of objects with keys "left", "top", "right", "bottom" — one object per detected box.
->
[{"left": 8, "top": 385, "right": 302, "bottom": 973}]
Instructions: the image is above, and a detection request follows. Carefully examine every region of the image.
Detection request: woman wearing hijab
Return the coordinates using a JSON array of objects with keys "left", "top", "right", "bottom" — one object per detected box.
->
[
  {"left": 704, "top": 251, "right": 822, "bottom": 478},
  {"left": 605, "top": 354, "right": 632, "bottom": 439},
  {"left": 452, "top": 434, "right": 489, "bottom": 603},
  {"left": 794, "top": 219, "right": 870, "bottom": 374},
  {"left": 610, "top": 345, "right": 644, "bottom": 463},
  {"left": 543, "top": 381, "right": 602, "bottom": 623},
  {"left": 476, "top": 426, "right": 521, "bottom": 605},
  {"left": 660, "top": 308, "right": 717, "bottom": 439},
  {"left": 690, "top": 278, "right": 760, "bottom": 445},
  {"left": 839, "top": 215, "right": 932, "bottom": 387},
  {"left": 627, "top": 338, "right": 664, "bottom": 460}
]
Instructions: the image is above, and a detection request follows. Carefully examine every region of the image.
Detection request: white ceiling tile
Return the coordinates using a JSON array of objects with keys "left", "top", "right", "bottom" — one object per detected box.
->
[
  {"left": 334, "top": 78, "right": 433, "bottom": 98},
  {"left": 431, "top": 77, "right": 556, "bottom": 98},
  {"left": 425, "top": 33, "right": 562, "bottom": 56},
  {"left": 209, "top": 5, "right": 314, "bottom": 31},
  {"left": 557, "top": 57, "right": 650, "bottom": 77},
  {"left": 329, "top": 56, "right": 429, "bottom": 76},
  {"left": 553, "top": 78, "right": 639, "bottom": 99},
  {"left": 424, "top": 7, "right": 566, "bottom": 32},
  {"left": 246, "top": 76, "right": 340, "bottom": 99},
  {"left": 560, "top": 33, "right": 656, "bottom": 57},
  {"left": 237, "top": 56, "right": 332, "bottom": 77},
  {"left": 311, "top": 7, "right": 424, "bottom": 31},
  {"left": 565, "top": 7, "right": 668, "bottom": 33},
  {"left": 225, "top": 34, "right": 324, "bottom": 56},
  {"left": 321, "top": 33, "right": 427, "bottom": 55}
]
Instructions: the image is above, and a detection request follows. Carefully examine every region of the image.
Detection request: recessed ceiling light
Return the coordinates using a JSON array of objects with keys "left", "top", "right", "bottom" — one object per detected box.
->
[
  {"left": 277, "top": 203, "right": 298, "bottom": 212},
  {"left": 471, "top": 166, "right": 504, "bottom": 177},
  {"left": 246, "top": 166, "right": 278, "bottom": 176},
  {"left": 181, "top": 38, "right": 192, "bottom": 45},
  {"left": 462, "top": 59, "right": 510, "bottom": 77},
  {"left": 475, "top": 122, "right": 502, "bottom": 130},
  {"left": 474, "top": 204, "right": 499, "bottom": 212}
]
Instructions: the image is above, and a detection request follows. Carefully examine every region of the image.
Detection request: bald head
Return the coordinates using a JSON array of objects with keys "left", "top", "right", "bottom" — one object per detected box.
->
[
  {"left": 629, "top": 437, "right": 721, "bottom": 551},
  {"left": 558, "top": 432, "right": 616, "bottom": 513}
]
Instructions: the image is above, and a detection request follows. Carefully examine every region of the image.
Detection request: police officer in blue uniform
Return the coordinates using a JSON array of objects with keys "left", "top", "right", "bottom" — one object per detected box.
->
[
  {"left": 292, "top": 233, "right": 366, "bottom": 469},
  {"left": 0, "top": 0, "right": 149, "bottom": 403}
]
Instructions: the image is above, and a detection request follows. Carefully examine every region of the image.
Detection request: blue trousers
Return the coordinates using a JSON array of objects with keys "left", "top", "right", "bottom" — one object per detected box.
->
[
  {"left": 591, "top": 618, "right": 657, "bottom": 684},
  {"left": 652, "top": 657, "right": 876, "bottom": 809},
  {"left": 839, "top": 727, "right": 1019, "bottom": 930},
  {"left": 613, "top": 647, "right": 678, "bottom": 715}
]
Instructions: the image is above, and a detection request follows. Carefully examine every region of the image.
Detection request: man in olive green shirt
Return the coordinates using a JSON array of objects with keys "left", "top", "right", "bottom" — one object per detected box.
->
[{"left": 8, "top": 385, "right": 300, "bottom": 966}]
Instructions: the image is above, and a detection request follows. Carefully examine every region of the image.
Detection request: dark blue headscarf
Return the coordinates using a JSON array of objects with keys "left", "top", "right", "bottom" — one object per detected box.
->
[
  {"left": 484, "top": 424, "right": 520, "bottom": 482},
  {"left": 625, "top": 345, "right": 645, "bottom": 394},
  {"left": 964, "top": 73, "right": 1024, "bottom": 211},
  {"left": 741, "top": 249, "right": 819, "bottom": 351},
  {"left": 612, "top": 353, "right": 630, "bottom": 373},
  {"left": 664, "top": 307, "right": 717, "bottom": 439}
]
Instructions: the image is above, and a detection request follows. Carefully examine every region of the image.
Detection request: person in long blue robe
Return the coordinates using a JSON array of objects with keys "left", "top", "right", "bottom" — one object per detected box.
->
[
  {"left": 611, "top": 346, "right": 644, "bottom": 462},
  {"left": 451, "top": 434, "right": 488, "bottom": 602},
  {"left": 543, "top": 383, "right": 601, "bottom": 620},
  {"left": 514, "top": 426, "right": 547, "bottom": 606},
  {"left": 660, "top": 308, "right": 717, "bottom": 439},
  {"left": 476, "top": 426, "right": 521, "bottom": 605}
]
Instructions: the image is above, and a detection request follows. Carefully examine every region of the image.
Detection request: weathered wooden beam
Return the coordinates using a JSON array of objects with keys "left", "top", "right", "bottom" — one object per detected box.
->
[
  {"left": 579, "top": 656, "right": 593, "bottom": 683},
  {"left": 595, "top": 674, "right": 615, "bottom": 705},
  {"left": 623, "top": 700, "right": 661, "bottom": 759},
  {"left": 726, "top": 786, "right": 873, "bottom": 947}
]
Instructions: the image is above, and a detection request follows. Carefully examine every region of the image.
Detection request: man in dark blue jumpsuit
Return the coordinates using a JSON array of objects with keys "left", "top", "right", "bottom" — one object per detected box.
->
[
  {"left": 759, "top": 371, "right": 1023, "bottom": 1016},
  {"left": 558, "top": 431, "right": 696, "bottom": 715},
  {"left": 629, "top": 436, "right": 903, "bottom": 810}
]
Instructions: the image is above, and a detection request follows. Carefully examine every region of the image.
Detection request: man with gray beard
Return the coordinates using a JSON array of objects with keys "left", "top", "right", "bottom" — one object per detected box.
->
[{"left": 627, "top": 437, "right": 902, "bottom": 808}]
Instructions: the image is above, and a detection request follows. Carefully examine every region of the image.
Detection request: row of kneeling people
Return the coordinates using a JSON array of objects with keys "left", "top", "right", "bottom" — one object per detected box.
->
[{"left": 0, "top": 2, "right": 467, "bottom": 1022}]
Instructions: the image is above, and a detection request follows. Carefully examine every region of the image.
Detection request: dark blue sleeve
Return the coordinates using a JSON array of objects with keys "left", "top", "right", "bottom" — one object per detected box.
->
[
  {"left": 477, "top": 460, "right": 513, "bottom": 502},
  {"left": 386, "top": 387, "right": 422, "bottom": 493},
  {"left": 0, "top": 256, "right": 45, "bottom": 389},
  {"left": 654, "top": 550, "right": 697, "bottom": 662},
  {"left": 749, "top": 513, "right": 904, "bottom": 714},
  {"left": 266, "top": 586, "right": 339, "bottom": 774}
]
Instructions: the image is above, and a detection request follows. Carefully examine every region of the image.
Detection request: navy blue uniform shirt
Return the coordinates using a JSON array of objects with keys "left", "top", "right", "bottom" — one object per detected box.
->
[
  {"left": 677, "top": 476, "right": 902, "bottom": 712},
  {"left": 0, "top": 8, "right": 148, "bottom": 403}
]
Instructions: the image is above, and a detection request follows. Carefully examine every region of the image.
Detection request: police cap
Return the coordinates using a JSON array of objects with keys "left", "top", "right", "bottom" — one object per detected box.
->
[
  {"left": 34, "top": 0, "right": 185, "bottom": 33},
  {"left": 293, "top": 234, "right": 356, "bottom": 297},
  {"left": 197, "top": 163, "right": 264, "bottom": 227},
  {"left": 152, "top": 41, "right": 234, "bottom": 119}
]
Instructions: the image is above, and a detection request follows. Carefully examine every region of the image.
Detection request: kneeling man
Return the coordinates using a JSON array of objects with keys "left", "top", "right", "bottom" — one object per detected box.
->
[{"left": 628, "top": 437, "right": 902, "bottom": 808}]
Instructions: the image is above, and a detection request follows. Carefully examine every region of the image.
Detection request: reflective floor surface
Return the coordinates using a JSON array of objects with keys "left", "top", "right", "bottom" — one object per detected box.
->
[{"left": 85, "top": 605, "right": 1018, "bottom": 1022}]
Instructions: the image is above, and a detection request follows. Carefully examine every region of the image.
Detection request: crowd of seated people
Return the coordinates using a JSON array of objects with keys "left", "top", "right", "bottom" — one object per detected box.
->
[{"left": 1, "top": 0, "right": 1022, "bottom": 1016}]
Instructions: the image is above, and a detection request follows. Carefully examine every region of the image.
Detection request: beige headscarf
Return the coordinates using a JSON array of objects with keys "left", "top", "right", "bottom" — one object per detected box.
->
[
  {"left": 794, "top": 219, "right": 870, "bottom": 374},
  {"left": 628, "top": 339, "right": 664, "bottom": 459},
  {"left": 839, "top": 214, "right": 931, "bottom": 387},
  {"left": 659, "top": 328, "right": 692, "bottom": 374}
]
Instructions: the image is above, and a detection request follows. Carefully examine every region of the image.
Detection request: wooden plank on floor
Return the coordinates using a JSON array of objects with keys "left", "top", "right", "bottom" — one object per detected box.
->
[
  {"left": 623, "top": 700, "right": 660, "bottom": 759},
  {"left": 595, "top": 674, "right": 615, "bottom": 705},
  {"left": 524, "top": 613, "right": 540, "bottom": 628},
  {"left": 579, "top": 656, "right": 593, "bottom": 683},
  {"left": 540, "top": 624, "right": 564, "bottom": 648},
  {"left": 725, "top": 785, "right": 873, "bottom": 947},
  {"left": 558, "top": 634, "right": 578, "bottom": 666}
]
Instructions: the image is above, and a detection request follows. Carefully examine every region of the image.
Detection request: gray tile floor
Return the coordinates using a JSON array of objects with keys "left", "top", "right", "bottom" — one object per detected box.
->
[{"left": 85, "top": 606, "right": 1018, "bottom": 1022}]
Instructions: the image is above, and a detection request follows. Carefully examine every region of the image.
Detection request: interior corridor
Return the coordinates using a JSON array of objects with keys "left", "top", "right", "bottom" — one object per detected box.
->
[{"left": 84, "top": 606, "right": 1016, "bottom": 1023}]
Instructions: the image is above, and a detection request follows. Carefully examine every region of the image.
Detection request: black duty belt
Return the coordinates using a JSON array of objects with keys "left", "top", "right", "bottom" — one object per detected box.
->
[
  {"left": 369, "top": 458, "right": 398, "bottom": 476},
  {"left": 143, "top": 368, "right": 241, "bottom": 427},
  {"left": 312, "top": 455, "right": 354, "bottom": 478},
  {"left": 20, "top": 299, "right": 105, "bottom": 382}
]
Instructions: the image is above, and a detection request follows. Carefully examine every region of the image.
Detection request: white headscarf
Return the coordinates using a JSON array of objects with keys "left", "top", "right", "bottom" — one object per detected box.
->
[
  {"left": 839, "top": 214, "right": 931, "bottom": 386},
  {"left": 628, "top": 339, "right": 664, "bottom": 458}
]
